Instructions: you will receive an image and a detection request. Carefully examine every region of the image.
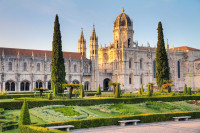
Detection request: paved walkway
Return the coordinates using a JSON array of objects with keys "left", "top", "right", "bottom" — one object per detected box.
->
[{"left": 72, "top": 119, "right": 200, "bottom": 133}]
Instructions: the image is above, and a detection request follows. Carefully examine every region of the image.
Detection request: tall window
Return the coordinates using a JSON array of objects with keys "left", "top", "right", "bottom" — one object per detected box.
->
[
  {"left": 24, "top": 62, "right": 27, "bottom": 71},
  {"left": 128, "top": 38, "right": 131, "bottom": 48},
  {"left": 177, "top": 61, "right": 180, "bottom": 78},
  {"left": 129, "top": 76, "right": 132, "bottom": 84},
  {"left": 140, "top": 59, "right": 143, "bottom": 69},
  {"left": 140, "top": 75, "right": 143, "bottom": 85},
  {"left": 74, "top": 64, "right": 77, "bottom": 72},
  {"left": 153, "top": 60, "right": 156, "bottom": 78},
  {"left": 129, "top": 59, "right": 132, "bottom": 69},
  {"left": 5, "top": 81, "right": 15, "bottom": 91},
  {"left": 84, "top": 82, "right": 89, "bottom": 91},
  {"left": 37, "top": 63, "right": 40, "bottom": 71},
  {"left": 8, "top": 62, "right": 12, "bottom": 71}
]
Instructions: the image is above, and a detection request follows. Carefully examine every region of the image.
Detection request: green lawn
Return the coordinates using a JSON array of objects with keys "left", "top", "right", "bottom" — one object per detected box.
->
[{"left": 49, "top": 107, "right": 81, "bottom": 116}]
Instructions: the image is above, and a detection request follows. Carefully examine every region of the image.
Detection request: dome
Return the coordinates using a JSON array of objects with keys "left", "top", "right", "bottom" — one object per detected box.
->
[{"left": 114, "top": 8, "right": 132, "bottom": 27}]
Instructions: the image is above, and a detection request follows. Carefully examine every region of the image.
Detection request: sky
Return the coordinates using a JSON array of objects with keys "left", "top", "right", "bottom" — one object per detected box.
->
[{"left": 0, "top": 0, "right": 200, "bottom": 58}]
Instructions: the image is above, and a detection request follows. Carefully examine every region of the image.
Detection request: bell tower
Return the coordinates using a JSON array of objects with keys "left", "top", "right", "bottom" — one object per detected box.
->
[
  {"left": 78, "top": 28, "right": 86, "bottom": 57},
  {"left": 113, "top": 8, "right": 134, "bottom": 48},
  {"left": 90, "top": 24, "right": 99, "bottom": 90}
]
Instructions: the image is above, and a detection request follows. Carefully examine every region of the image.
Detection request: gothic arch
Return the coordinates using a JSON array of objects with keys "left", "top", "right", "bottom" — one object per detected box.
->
[
  {"left": 20, "top": 80, "right": 30, "bottom": 91},
  {"left": 84, "top": 81, "right": 90, "bottom": 91},
  {"left": 5, "top": 80, "right": 15, "bottom": 91},
  {"left": 73, "top": 79, "right": 79, "bottom": 84},
  {"left": 36, "top": 80, "right": 43, "bottom": 88}
]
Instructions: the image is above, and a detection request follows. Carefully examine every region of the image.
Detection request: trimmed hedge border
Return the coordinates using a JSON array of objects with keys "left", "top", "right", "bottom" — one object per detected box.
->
[
  {"left": 1, "top": 95, "right": 200, "bottom": 110},
  {"left": 35, "top": 110, "right": 200, "bottom": 129},
  {"left": 0, "top": 94, "right": 38, "bottom": 99},
  {"left": 20, "top": 125, "right": 66, "bottom": 133}
]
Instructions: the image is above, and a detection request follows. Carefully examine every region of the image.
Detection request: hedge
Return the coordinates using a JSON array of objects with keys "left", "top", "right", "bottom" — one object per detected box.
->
[
  {"left": 0, "top": 94, "right": 38, "bottom": 99},
  {"left": 1, "top": 95, "right": 200, "bottom": 110},
  {"left": 20, "top": 125, "right": 66, "bottom": 133},
  {"left": 35, "top": 110, "right": 200, "bottom": 129}
]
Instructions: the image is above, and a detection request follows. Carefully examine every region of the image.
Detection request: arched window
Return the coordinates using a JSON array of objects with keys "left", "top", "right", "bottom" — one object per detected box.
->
[
  {"left": 73, "top": 80, "right": 79, "bottom": 84},
  {"left": 140, "top": 59, "right": 143, "bottom": 69},
  {"left": 177, "top": 61, "right": 180, "bottom": 78},
  {"left": 84, "top": 64, "right": 88, "bottom": 73},
  {"left": 20, "top": 81, "right": 30, "bottom": 91},
  {"left": 74, "top": 64, "right": 77, "bottom": 72},
  {"left": 37, "top": 63, "right": 40, "bottom": 71},
  {"left": 36, "top": 81, "right": 43, "bottom": 88},
  {"left": 129, "top": 59, "right": 132, "bottom": 69},
  {"left": 8, "top": 62, "right": 12, "bottom": 71},
  {"left": 48, "top": 81, "right": 51, "bottom": 90},
  {"left": 5, "top": 81, "right": 15, "bottom": 91},
  {"left": 24, "top": 62, "right": 27, "bottom": 71},
  {"left": 153, "top": 60, "right": 156, "bottom": 78},
  {"left": 128, "top": 38, "right": 131, "bottom": 48}
]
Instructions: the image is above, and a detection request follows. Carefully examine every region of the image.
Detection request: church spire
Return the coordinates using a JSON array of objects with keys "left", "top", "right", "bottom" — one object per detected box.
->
[
  {"left": 122, "top": 8, "right": 125, "bottom": 13},
  {"left": 90, "top": 24, "right": 98, "bottom": 40},
  {"left": 79, "top": 27, "right": 85, "bottom": 42}
]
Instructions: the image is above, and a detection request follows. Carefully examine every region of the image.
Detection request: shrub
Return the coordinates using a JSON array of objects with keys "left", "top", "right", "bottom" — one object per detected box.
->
[
  {"left": 184, "top": 84, "right": 187, "bottom": 94},
  {"left": 20, "top": 125, "right": 65, "bottom": 133},
  {"left": 96, "top": 84, "right": 101, "bottom": 95},
  {"left": 147, "top": 84, "right": 152, "bottom": 96},
  {"left": 188, "top": 87, "right": 192, "bottom": 95},
  {"left": 141, "top": 84, "right": 144, "bottom": 93},
  {"left": 0, "top": 108, "right": 4, "bottom": 114},
  {"left": 115, "top": 84, "right": 121, "bottom": 98},
  {"left": 19, "top": 99, "right": 31, "bottom": 126},
  {"left": 138, "top": 88, "right": 141, "bottom": 95},
  {"left": 48, "top": 92, "right": 53, "bottom": 100},
  {"left": 80, "top": 85, "right": 84, "bottom": 98}
]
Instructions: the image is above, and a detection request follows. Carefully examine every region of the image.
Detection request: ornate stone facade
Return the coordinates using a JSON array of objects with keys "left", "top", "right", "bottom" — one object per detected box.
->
[{"left": 1, "top": 9, "right": 200, "bottom": 92}]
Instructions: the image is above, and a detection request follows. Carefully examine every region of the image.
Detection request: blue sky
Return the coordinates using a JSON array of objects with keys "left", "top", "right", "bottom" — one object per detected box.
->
[{"left": 0, "top": 0, "right": 199, "bottom": 58}]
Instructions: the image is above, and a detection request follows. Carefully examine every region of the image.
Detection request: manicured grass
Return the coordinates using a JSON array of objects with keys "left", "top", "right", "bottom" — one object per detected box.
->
[
  {"left": 3, "top": 129, "right": 19, "bottom": 133},
  {"left": 49, "top": 107, "right": 81, "bottom": 116},
  {"left": 4, "top": 109, "right": 46, "bottom": 124}
]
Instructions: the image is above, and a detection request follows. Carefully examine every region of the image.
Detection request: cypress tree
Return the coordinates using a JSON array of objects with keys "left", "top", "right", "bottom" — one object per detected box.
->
[
  {"left": 184, "top": 84, "right": 187, "bottom": 94},
  {"left": 155, "top": 21, "right": 170, "bottom": 91},
  {"left": 80, "top": 85, "right": 85, "bottom": 98},
  {"left": 147, "top": 84, "right": 152, "bottom": 96},
  {"left": 19, "top": 99, "right": 31, "bottom": 126},
  {"left": 138, "top": 88, "right": 141, "bottom": 95},
  {"left": 141, "top": 84, "right": 144, "bottom": 93},
  {"left": 115, "top": 83, "right": 121, "bottom": 98},
  {"left": 51, "top": 14, "right": 66, "bottom": 95},
  {"left": 96, "top": 84, "right": 101, "bottom": 95},
  {"left": 188, "top": 87, "right": 191, "bottom": 95}
]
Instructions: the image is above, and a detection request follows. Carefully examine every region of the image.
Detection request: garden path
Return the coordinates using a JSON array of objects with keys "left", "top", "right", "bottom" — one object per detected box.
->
[{"left": 72, "top": 119, "right": 200, "bottom": 133}]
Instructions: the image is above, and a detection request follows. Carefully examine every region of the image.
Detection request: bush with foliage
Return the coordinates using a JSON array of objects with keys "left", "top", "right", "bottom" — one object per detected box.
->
[
  {"left": 147, "top": 84, "right": 152, "bottom": 96},
  {"left": 188, "top": 87, "right": 192, "bottom": 95},
  {"left": 20, "top": 125, "right": 65, "bottom": 133},
  {"left": 80, "top": 85, "right": 85, "bottom": 98},
  {"left": 48, "top": 92, "right": 53, "bottom": 100},
  {"left": 19, "top": 99, "right": 31, "bottom": 126},
  {"left": 141, "top": 84, "right": 144, "bottom": 93},
  {"left": 96, "top": 84, "right": 101, "bottom": 95},
  {"left": 62, "top": 83, "right": 81, "bottom": 99},
  {"left": 138, "top": 88, "right": 142, "bottom": 95},
  {"left": 115, "top": 83, "right": 121, "bottom": 98},
  {"left": 184, "top": 84, "right": 187, "bottom": 94},
  {"left": 0, "top": 90, "right": 7, "bottom": 96}
]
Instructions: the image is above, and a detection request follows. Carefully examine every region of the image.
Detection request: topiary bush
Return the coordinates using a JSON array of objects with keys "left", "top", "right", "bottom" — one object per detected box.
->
[
  {"left": 188, "top": 87, "right": 192, "bottom": 95},
  {"left": 48, "top": 92, "right": 53, "bottom": 100},
  {"left": 184, "top": 84, "right": 187, "bottom": 94},
  {"left": 20, "top": 125, "right": 65, "bottom": 133},
  {"left": 96, "top": 84, "right": 101, "bottom": 95},
  {"left": 80, "top": 85, "right": 85, "bottom": 98},
  {"left": 115, "top": 83, "right": 121, "bottom": 98},
  {"left": 141, "top": 84, "right": 144, "bottom": 93},
  {"left": 138, "top": 88, "right": 142, "bottom": 95},
  {"left": 19, "top": 99, "right": 31, "bottom": 126},
  {"left": 147, "top": 84, "right": 152, "bottom": 96}
]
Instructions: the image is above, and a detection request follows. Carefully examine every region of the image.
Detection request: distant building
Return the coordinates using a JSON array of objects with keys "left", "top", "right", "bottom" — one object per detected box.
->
[{"left": 1, "top": 8, "right": 200, "bottom": 92}]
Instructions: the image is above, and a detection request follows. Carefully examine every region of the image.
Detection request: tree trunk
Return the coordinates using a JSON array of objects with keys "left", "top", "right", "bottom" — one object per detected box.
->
[
  {"left": 69, "top": 87, "right": 73, "bottom": 99},
  {"left": 40, "top": 90, "right": 43, "bottom": 97}
]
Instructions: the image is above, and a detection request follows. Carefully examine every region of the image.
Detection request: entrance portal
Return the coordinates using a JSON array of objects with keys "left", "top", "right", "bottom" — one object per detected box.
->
[{"left": 103, "top": 78, "right": 111, "bottom": 91}]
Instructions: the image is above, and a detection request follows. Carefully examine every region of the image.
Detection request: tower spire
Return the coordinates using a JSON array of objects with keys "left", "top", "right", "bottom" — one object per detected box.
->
[
  {"left": 78, "top": 27, "right": 86, "bottom": 57},
  {"left": 122, "top": 8, "right": 125, "bottom": 13},
  {"left": 90, "top": 24, "right": 97, "bottom": 40}
]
